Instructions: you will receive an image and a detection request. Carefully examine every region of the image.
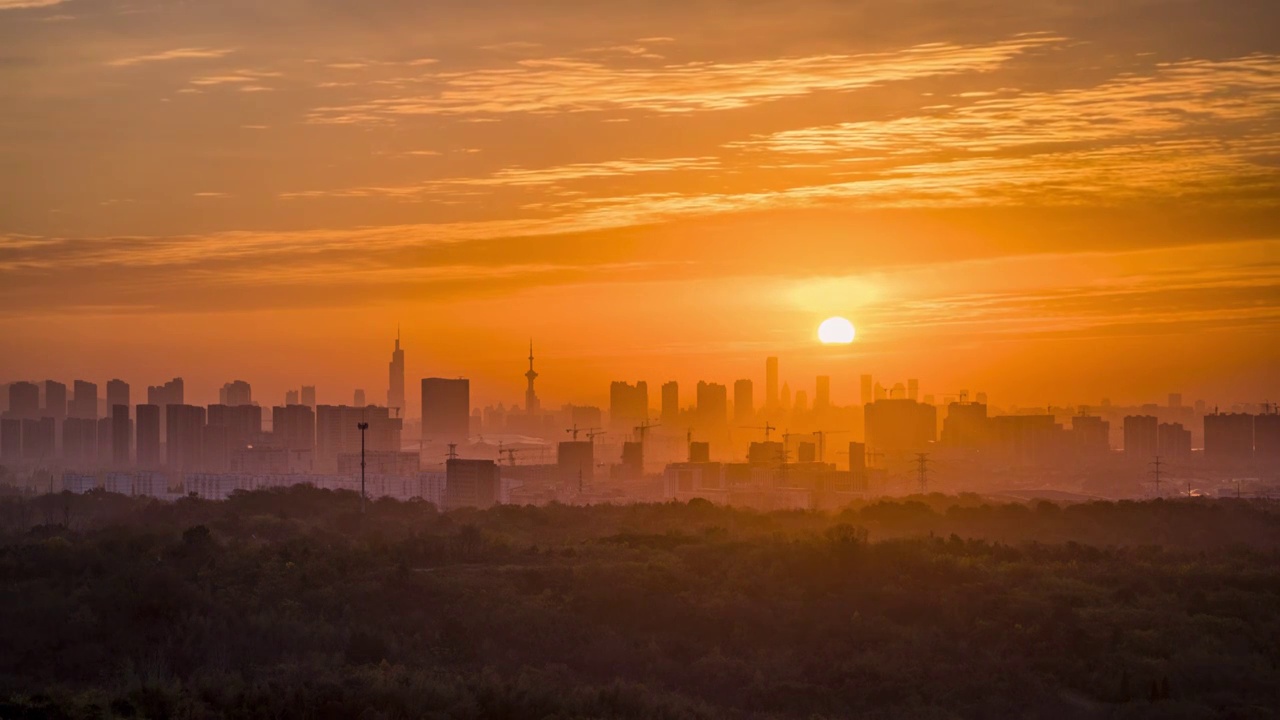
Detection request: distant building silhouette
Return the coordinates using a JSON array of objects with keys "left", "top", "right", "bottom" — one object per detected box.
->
[
  {"left": 733, "top": 379, "right": 754, "bottom": 421},
  {"left": 696, "top": 381, "right": 728, "bottom": 429},
  {"left": 609, "top": 381, "right": 648, "bottom": 431},
  {"left": 111, "top": 404, "right": 131, "bottom": 466},
  {"left": 387, "top": 329, "right": 405, "bottom": 413},
  {"left": 660, "top": 381, "right": 679, "bottom": 427},
  {"left": 445, "top": 458, "right": 500, "bottom": 509},
  {"left": 136, "top": 404, "right": 161, "bottom": 467},
  {"left": 22, "top": 417, "right": 55, "bottom": 462},
  {"left": 354, "top": 389, "right": 366, "bottom": 407},
  {"left": 1256, "top": 412, "right": 1280, "bottom": 463},
  {"left": 301, "top": 385, "right": 316, "bottom": 409},
  {"left": 765, "top": 357, "right": 779, "bottom": 411},
  {"left": 941, "top": 401, "right": 989, "bottom": 448},
  {"left": 6, "top": 381, "right": 39, "bottom": 420},
  {"left": 1204, "top": 413, "right": 1254, "bottom": 464},
  {"left": 907, "top": 379, "right": 919, "bottom": 402},
  {"left": 272, "top": 404, "right": 316, "bottom": 452},
  {"left": 285, "top": 389, "right": 300, "bottom": 406},
  {"left": 860, "top": 375, "right": 873, "bottom": 406},
  {"left": 1124, "top": 416, "right": 1159, "bottom": 459},
  {"left": 106, "top": 379, "right": 130, "bottom": 413},
  {"left": 146, "top": 378, "right": 184, "bottom": 407},
  {"left": 422, "top": 378, "right": 470, "bottom": 440},
  {"left": 865, "top": 399, "right": 936, "bottom": 455},
  {"left": 43, "top": 380, "right": 67, "bottom": 421},
  {"left": 1070, "top": 414, "right": 1111, "bottom": 457},
  {"left": 166, "top": 404, "right": 206, "bottom": 471},
  {"left": 71, "top": 380, "right": 98, "bottom": 420},
  {"left": 0, "top": 418, "right": 20, "bottom": 461},
  {"left": 219, "top": 380, "right": 252, "bottom": 407},
  {"left": 1157, "top": 422, "right": 1192, "bottom": 460},
  {"left": 62, "top": 418, "right": 96, "bottom": 466},
  {"left": 557, "top": 440, "right": 594, "bottom": 487},
  {"left": 316, "top": 405, "right": 401, "bottom": 471},
  {"left": 815, "top": 376, "right": 831, "bottom": 411},
  {"left": 95, "top": 417, "right": 112, "bottom": 465}
]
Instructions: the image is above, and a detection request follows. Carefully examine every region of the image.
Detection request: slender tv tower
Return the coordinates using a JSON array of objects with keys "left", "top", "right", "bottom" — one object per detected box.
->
[
  {"left": 525, "top": 339, "right": 540, "bottom": 413},
  {"left": 387, "top": 326, "right": 405, "bottom": 416}
]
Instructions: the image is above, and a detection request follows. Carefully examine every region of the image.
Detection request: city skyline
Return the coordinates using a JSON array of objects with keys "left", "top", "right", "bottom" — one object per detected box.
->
[{"left": 0, "top": 0, "right": 1277, "bottom": 407}]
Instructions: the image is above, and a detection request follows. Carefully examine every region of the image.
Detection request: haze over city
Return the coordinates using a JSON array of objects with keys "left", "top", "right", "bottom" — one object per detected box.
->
[
  {"left": 1, "top": 0, "right": 1277, "bottom": 409},
  {"left": 2, "top": 1, "right": 1280, "bottom": 718}
]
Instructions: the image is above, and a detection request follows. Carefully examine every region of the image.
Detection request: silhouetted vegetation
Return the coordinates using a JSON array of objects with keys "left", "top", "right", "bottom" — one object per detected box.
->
[{"left": 1, "top": 488, "right": 1278, "bottom": 718}]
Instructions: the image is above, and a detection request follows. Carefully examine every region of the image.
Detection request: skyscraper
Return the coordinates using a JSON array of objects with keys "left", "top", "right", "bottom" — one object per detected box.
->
[
  {"left": 285, "top": 389, "right": 300, "bottom": 406},
  {"left": 43, "top": 380, "right": 67, "bottom": 421},
  {"left": 815, "top": 376, "right": 831, "bottom": 411},
  {"left": 1123, "top": 415, "right": 1159, "bottom": 460},
  {"left": 609, "top": 381, "right": 648, "bottom": 431},
  {"left": 388, "top": 328, "right": 405, "bottom": 413},
  {"left": 354, "top": 389, "right": 366, "bottom": 407},
  {"left": 272, "top": 404, "right": 316, "bottom": 451},
  {"left": 907, "top": 379, "right": 919, "bottom": 403},
  {"left": 146, "top": 378, "right": 184, "bottom": 411},
  {"left": 106, "top": 379, "right": 130, "bottom": 412},
  {"left": 661, "top": 381, "right": 679, "bottom": 426},
  {"left": 166, "top": 404, "right": 206, "bottom": 471},
  {"left": 524, "top": 340, "right": 540, "bottom": 413},
  {"left": 765, "top": 357, "right": 779, "bottom": 411},
  {"left": 422, "top": 378, "right": 470, "bottom": 440},
  {"left": 861, "top": 375, "right": 873, "bottom": 406},
  {"left": 111, "top": 404, "right": 131, "bottom": 466},
  {"left": 696, "top": 381, "right": 728, "bottom": 428},
  {"left": 136, "top": 404, "right": 161, "bottom": 467},
  {"left": 71, "top": 380, "right": 98, "bottom": 419},
  {"left": 7, "top": 382, "right": 39, "bottom": 420},
  {"left": 301, "top": 385, "right": 317, "bottom": 409},
  {"left": 733, "top": 379, "right": 754, "bottom": 421},
  {"left": 219, "top": 380, "right": 252, "bottom": 407}
]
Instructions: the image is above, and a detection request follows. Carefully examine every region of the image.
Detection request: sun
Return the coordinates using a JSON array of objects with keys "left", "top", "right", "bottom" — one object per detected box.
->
[{"left": 818, "top": 317, "right": 856, "bottom": 344}]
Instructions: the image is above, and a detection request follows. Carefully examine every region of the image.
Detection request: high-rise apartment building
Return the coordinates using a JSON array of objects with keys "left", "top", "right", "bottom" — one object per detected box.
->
[
  {"left": 422, "top": 379, "right": 470, "bottom": 440},
  {"left": 733, "top": 379, "right": 754, "bottom": 421}
]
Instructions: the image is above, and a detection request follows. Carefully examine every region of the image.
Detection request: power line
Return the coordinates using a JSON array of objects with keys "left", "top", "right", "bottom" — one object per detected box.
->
[{"left": 1148, "top": 455, "right": 1164, "bottom": 497}]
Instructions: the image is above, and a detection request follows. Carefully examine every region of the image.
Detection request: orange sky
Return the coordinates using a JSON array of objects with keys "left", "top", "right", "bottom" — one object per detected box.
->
[{"left": 0, "top": 0, "right": 1277, "bottom": 411}]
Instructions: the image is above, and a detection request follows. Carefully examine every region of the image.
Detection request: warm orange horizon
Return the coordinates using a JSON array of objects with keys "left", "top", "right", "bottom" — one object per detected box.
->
[{"left": 1, "top": 0, "right": 1276, "bottom": 411}]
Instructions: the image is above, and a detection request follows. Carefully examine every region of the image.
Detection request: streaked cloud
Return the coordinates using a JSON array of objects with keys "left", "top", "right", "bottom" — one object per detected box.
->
[
  {"left": 305, "top": 33, "right": 1062, "bottom": 123},
  {"left": 107, "top": 47, "right": 236, "bottom": 68}
]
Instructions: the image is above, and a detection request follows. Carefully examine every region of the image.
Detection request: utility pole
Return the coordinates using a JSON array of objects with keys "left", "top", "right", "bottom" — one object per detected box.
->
[
  {"left": 1149, "top": 456, "right": 1163, "bottom": 497},
  {"left": 357, "top": 422, "right": 369, "bottom": 514},
  {"left": 914, "top": 453, "right": 930, "bottom": 494}
]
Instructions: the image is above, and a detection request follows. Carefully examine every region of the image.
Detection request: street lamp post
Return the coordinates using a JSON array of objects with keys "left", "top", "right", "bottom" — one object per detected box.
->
[{"left": 357, "top": 422, "right": 369, "bottom": 514}]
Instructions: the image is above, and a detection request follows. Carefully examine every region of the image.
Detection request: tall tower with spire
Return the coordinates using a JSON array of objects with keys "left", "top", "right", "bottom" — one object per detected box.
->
[
  {"left": 387, "top": 326, "right": 405, "bottom": 416},
  {"left": 525, "top": 340, "right": 540, "bottom": 413}
]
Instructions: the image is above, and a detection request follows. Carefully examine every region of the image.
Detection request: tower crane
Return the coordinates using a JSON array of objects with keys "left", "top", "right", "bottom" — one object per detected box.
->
[
  {"left": 811, "top": 430, "right": 850, "bottom": 463},
  {"left": 566, "top": 424, "right": 602, "bottom": 441},
  {"left": 633, "top": 421, "right": 661, "bottom": 443},
  {"left": 739, "top": 423, "right": 777, "bottom": 441}
]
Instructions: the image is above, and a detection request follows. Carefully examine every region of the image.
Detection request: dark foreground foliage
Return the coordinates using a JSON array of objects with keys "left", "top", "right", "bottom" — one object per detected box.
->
[{"left": 1, "top": 488, "right": 1278, "bottom": 719}]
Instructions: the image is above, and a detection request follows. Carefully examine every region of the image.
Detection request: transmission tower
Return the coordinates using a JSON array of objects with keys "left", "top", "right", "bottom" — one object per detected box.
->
[
  {"left": 914, "top": 452, "right": 931, "bottom": 494},
  {"left": 1149, "top": 456, "right": 1164, "bottom": 497}
]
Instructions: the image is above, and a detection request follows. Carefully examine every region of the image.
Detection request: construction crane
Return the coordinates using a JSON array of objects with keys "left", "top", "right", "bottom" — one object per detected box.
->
[
  {"left": 566, "top": 424, "right": 602, "bottom": 441},
  {"left": 634, "top": 421, "right": 661, "bottom": 443},
  {"left": 497, "top": 442, "right": 528, "bottom": 467},
  {"left": 586, "top": 429, "right": 607, "bottom": 443},
  {"left": 811, "top": 430, "right": 850, "bottom": 463},
  {"left": 739, "top": 423, "right": 777, "bottom": 441}
]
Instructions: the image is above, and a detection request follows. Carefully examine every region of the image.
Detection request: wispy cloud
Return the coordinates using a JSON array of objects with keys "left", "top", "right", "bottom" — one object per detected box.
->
[
  {"left": 0, "top": 0, "right": 67, "bottom": 9},
  {"left": 306, "top": 33, "right": 1062, "bottom": 123},
  {"left": 108, "top": 47, "right": 236, "bottom": 68}
]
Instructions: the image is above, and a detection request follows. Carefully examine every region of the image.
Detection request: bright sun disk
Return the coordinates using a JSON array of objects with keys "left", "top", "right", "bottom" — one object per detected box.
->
[{"left": 818, "top": 316, "right": 855, "bottom": 344}]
